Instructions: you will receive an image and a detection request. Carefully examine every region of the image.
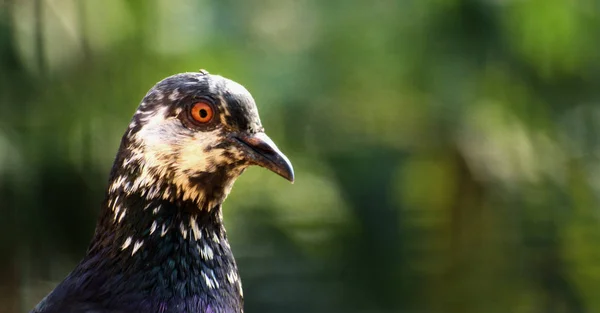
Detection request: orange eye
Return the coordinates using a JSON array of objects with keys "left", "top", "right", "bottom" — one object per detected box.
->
[{"left": 191, "top": 102, "right": 214, "bottom": 123}]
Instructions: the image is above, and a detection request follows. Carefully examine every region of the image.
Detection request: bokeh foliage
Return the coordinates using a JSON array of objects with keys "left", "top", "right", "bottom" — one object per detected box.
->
[{"left": 1, "top": 0, "right": 600, "bottom": 312}]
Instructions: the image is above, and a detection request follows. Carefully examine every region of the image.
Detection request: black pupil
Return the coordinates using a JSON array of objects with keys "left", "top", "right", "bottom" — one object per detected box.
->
[{"left": 199, "top": 109, "right": 208, "bottom": 118}]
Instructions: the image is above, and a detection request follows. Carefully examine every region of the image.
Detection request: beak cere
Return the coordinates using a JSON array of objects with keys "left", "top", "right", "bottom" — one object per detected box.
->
[{"left": 234, "top": 132, "right": 295, "bottom": 183}]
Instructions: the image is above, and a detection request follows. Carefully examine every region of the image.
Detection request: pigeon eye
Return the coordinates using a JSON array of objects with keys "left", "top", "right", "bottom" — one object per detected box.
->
[{"left": 191, "top": 102, "right": 214, "bottom": 123}]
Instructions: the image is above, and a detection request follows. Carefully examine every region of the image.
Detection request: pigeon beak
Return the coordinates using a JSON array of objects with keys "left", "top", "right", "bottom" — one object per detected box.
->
[{"left": 234, "top": 132, "right": 295, "bottom": 183}]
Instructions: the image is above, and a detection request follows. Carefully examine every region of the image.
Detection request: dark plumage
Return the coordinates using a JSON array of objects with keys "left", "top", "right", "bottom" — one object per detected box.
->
[{"left": 31, "top": 71, "right": 294, "bottom": 313}]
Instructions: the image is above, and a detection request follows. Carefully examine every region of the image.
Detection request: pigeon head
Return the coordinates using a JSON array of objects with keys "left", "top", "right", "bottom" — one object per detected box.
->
[
  {"left": 112, "top": 71, "right": 294, "bottom": 210},
  {"left": 31, "top": 71, "right": 293, "bottom": 313}
]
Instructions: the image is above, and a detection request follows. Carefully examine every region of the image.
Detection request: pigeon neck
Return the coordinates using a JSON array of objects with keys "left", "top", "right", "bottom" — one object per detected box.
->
[
  {"left": 93, "top": 189, "right": 231, "bottom": 258},
  {"left": 75, "top": 183, "right": 244, "bottom": 310}
]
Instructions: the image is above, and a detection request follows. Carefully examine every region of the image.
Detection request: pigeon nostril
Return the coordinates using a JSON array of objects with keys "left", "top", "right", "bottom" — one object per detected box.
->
[
  {"left": 253, "top": 141, "right": 275, "bottom": 156},
  {"left": 235, "top": 136, "right": 274, "bottom": 156}
]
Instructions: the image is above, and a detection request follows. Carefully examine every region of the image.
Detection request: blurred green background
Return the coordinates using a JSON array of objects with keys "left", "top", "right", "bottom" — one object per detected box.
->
[{"left": 1, "top": 0, "right": 600, "bottom": 312}]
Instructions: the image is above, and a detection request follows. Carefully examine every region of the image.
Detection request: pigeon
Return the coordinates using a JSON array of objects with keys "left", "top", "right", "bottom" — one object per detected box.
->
[{"left": 31, "top": 70, "right": 294, "bottom": 313}]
